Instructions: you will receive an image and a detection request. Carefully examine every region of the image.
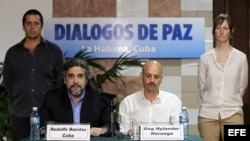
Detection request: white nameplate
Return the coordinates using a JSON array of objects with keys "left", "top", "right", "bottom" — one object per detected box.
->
[
  {"left": 140, "top": 124, "right": 184, "bottom": 140},
  {"left": 46, "top": 124, "right": 90, "bottom": 140}
]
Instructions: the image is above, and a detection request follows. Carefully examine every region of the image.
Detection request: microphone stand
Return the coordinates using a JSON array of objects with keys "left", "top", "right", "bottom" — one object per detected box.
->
[
  {"left": 109, "top": 97, "right": 124, "bottom": 139},
  {"left": 110, "top": 97, "right": 116, "bottom": 137},
  {"left": 99, "top": 92, "right": 117, "bottom": 137}
]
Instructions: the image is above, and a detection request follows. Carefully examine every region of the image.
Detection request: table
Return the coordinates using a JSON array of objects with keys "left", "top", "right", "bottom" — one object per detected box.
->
[
  {"left": 21, "top": 135, "right": 204, "bottom": 141},
  {"left": 92, "top": 135, "right": 204, "bottom": 141}
]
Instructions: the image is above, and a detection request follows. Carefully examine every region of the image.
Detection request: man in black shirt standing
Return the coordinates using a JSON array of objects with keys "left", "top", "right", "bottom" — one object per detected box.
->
[{"left": 3, "top": 9, "right": 64, "bottom": 141}]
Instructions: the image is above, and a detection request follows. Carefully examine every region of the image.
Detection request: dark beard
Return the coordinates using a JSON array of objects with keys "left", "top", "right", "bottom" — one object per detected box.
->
[
  {"left": 69, "top": 84, "right": 84, "bottom": 97},
  {"left": 70, "top": 91, "right": 83, "bottom": 98}
]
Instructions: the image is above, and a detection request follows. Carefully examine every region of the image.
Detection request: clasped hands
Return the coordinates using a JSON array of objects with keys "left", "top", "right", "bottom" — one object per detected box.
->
[{"left": 127, "top": 129, "right": 133, "bottom": 136}]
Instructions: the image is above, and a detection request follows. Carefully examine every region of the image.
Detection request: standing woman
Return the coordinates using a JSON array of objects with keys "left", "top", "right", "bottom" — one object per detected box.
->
[{"left": 197, "top": 14, "right": 248, "bottom": 141}]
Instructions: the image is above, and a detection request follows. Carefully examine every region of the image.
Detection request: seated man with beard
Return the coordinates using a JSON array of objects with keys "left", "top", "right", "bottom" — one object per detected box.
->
[{"left": 39, "top": 58, "right": 113, "bottom": 137}]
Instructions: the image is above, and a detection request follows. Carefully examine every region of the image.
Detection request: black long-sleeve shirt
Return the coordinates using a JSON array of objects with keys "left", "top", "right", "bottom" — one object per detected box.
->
[{"left": 3, "top": 38, "right": 65, "bottom": 117}]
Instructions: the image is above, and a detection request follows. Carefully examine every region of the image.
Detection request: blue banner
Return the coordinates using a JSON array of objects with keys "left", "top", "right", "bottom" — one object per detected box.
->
[{"left": 43, "top": 18, "right": 205, "bottom": 58}]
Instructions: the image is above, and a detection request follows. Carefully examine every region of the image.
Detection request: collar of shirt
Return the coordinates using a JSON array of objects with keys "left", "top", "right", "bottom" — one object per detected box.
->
[
  {"left": 19, "top": 37, "right": 47, "bottom": 48},
  {"left": 139, "top": 89, "right": 162, "bottom": 104}
]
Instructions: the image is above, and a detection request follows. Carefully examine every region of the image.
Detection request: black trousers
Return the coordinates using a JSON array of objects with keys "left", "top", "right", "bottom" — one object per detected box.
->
[{"left": 11, "top": 115, "right": 30, "bottom": 141}]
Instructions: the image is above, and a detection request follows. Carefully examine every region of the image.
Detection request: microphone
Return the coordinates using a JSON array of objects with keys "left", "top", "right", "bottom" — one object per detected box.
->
[{"left": 99, "top": 92, "right": 117, "bottom": 99}]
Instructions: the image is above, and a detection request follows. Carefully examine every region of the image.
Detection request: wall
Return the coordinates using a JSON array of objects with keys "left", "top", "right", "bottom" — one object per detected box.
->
[
  {"left": 0, "top": 0, "right": 213, "bottom": 136},
  {"left": 180, "top": 0, "right": 213, "bottom": 135},
  {"left": 0, "top": 0, "right": 53, "bottom": 61}
]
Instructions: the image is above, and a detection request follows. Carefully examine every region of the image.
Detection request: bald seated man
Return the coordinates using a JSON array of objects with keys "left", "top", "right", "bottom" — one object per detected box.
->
[{"left": 118, "top": 60, "right": 182, "bottom": 136}]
